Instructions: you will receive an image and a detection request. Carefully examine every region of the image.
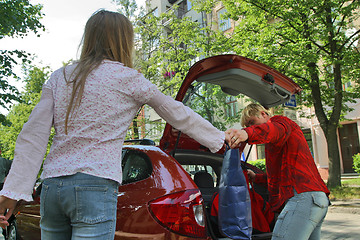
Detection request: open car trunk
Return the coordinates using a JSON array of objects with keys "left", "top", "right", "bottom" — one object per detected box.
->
[{"left": 159, "top": 54, "right": 301, "bottom": 154}]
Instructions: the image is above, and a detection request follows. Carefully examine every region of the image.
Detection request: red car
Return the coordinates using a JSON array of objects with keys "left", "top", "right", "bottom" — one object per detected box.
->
[{"left": 7, "top": 54, "right": 301, "bottom": 240}]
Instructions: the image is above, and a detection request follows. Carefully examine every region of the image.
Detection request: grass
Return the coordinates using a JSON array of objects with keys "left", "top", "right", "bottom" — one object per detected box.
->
[
  {"left": 328, "top": 177, "right": 360, "bottom": 200},
  {"left": 341, "top": 178, "right": 360, "bottom": 186}
]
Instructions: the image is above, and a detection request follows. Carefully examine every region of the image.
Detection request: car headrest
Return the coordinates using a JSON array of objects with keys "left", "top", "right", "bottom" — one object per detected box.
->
[{"left": 194, "top": 171, "right": 214, "bottom": 188}]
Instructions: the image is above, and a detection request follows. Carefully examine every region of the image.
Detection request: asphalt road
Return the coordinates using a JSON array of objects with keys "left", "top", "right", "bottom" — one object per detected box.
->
[{"left": 321, "top": 208, "right": 360, "bottom": 240}]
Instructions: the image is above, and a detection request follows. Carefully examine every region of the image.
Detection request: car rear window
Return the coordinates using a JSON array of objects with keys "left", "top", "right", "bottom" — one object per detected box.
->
[
  {"left": 181, "top": 164, "right": 218, "bottom": 186},
  {"left": 122, "top": 150, "right": 152, "bottom": 184}
]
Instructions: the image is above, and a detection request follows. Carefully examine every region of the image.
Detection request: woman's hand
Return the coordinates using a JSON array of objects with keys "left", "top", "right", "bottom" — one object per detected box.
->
[
  {"left": 225, "top": 128, "right": 248, "bottom": 148},
  {"left": 0, "top": 196, "right": 17, "bottom": 229}
]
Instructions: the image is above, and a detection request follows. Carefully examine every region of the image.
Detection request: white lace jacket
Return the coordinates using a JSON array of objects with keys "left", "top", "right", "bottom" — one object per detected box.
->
[{"left": 0, "top": 60, "right": 224, "bottom": 201}]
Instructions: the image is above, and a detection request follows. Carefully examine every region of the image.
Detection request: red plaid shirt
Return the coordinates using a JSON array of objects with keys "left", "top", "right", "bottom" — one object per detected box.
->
[{"left": 244, "top": 115, "right": 330, "bottom": 212}]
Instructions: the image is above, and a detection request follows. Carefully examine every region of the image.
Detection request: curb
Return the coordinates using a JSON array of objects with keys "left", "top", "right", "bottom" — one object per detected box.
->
[
  {"left": 328, "top": 205, "right": 360, "bottom": 215},
  {"left": 328, "top": 200, "right": 360, "bottom": 215}
]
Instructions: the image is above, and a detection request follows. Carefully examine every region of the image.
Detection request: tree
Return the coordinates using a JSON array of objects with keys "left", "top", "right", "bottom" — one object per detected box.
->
[
  {"left": 220, "top": 0, "right": 360, "bottom": 188},
  {"left": 0, "top": 0, "right": 44, "bottom": 125},
  {"left": 113, "top": 0, "right": 138, "bottom": 19},
  {"left": 0, "top": 65, "right": 52, "bottom": 160},
  {"left": 135, "top": 2, "right": 242, "bottom": 130}
]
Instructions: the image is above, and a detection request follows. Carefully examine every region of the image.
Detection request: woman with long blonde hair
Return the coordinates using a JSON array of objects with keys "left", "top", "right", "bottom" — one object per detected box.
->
[{"left": 0, "top": 10, "right": 225, "bottom": 239}]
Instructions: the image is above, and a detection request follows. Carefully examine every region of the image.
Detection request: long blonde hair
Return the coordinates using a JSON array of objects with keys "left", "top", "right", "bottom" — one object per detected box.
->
[{"left": 64, "top": 10, "right": 134, "bottom": 134}]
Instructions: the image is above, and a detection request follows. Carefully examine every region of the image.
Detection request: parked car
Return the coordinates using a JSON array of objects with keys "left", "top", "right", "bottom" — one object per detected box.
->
[{"left": 6, "top": 54, "right": 301, "bottom": 240}]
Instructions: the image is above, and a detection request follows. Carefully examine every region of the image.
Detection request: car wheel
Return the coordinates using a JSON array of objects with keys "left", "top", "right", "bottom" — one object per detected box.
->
[{"left": 6, "top": 219, "right": 19, "bottom": 240}]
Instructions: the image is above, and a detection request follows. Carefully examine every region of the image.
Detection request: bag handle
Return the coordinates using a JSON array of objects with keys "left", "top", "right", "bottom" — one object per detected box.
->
[
  {"left": 241, "top": 144, "right": 253, "bottom": 170},
  {"left": 224, "top": 141, "right": 230, "bottom": 151},
  {"left": 170, "top": 130, "right": 182, "bottom": 157},
  {"left": 245, "top": 144, "right": 253, "bottom": 163}
]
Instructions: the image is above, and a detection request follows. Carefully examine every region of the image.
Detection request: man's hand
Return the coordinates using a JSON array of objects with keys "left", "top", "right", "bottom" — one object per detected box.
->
[
  {"left": 225, "top": 128, "right": 248, "bottom": 148},
  {"left": 247, "top": 169, "right": 256, "bottom": 182},
  {"left": 0, "top": 196, "right": 17, "bottom": 229}
]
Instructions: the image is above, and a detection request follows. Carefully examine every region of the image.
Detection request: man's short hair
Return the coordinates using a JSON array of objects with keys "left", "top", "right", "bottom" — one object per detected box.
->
[{"left": 241, "top": 103, "right": 271, "bottom": 127}]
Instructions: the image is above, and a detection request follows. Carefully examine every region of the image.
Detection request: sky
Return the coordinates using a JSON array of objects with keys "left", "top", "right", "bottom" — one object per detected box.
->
[
  {"left": 1, "top": 0, "right": 145, "bottom": 114},
  {"left": 2, "top": 0, "right": 145, "bottom": 70}
]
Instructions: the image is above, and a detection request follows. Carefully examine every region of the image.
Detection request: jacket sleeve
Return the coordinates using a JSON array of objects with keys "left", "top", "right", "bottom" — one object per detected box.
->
[
  {"left": 244, "top": 117, "right": 291, "bottom": 146},
  {"left": 147, "top": 89, "right": 225, "bottom": 153},
  {"left": 254, "top": 173, "right": 268, "bottom": 186},
  {"left": 0, "top": 86, "right": 54, "bottom": 201}
]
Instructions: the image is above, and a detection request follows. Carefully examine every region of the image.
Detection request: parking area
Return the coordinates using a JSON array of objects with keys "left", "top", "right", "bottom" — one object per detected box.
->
[{"left": 1, "top": 209, "right": 357, "bottom": 240}]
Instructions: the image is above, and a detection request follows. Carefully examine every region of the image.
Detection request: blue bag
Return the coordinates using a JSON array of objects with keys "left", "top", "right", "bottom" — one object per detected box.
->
[{"left": 218, "top": 147, "right": 252, "bottom": 239}]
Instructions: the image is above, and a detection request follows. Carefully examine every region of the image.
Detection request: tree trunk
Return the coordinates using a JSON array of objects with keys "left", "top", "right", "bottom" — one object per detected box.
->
[
  {"left": 323, "top": 5, "right": 343, "bottom": 188},
  {"left": 308, "top": 60, "right": 342, "bottom": 188},
  {"left": 132, "top": 119, "right": 139, "bottom": 139},
  {"left": 325, "top": 124, "right": 342, "bottom": 188}
]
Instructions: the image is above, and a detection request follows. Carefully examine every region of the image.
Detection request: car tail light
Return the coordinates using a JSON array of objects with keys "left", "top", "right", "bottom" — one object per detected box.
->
[{"left": 148, "top": 189, "right": 207, "bottom": 238}]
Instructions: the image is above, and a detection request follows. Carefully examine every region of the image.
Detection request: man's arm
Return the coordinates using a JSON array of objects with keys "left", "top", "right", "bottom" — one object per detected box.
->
[{"left": 247, "top": 169, "right": 267, "bottom": 185}]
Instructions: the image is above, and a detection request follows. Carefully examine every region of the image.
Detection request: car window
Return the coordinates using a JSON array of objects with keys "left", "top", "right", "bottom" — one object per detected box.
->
[
  {"left": 122, "top": 150, "right": 152, "bottom": 185},
  {"left": 181, "top": 164, "right": 218, "bottom": 186}
]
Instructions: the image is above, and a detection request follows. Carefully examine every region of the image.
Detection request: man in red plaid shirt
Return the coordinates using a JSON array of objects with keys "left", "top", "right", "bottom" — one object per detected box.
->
[{"left": 225, "top": 103, "right": 330, "bottom": 240}]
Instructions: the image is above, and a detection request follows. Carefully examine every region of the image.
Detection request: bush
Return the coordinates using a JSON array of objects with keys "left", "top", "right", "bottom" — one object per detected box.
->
[
  {"left": 353, "top": 153, "right": 360, "bottom": 174},
  {"left": 250, "top": 159, "right": 266, "bottom": 172}
]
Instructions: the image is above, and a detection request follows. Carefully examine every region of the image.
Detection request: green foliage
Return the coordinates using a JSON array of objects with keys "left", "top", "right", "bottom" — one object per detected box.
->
[
  {"left": 113, "top": 0, "right": 137, "bottom": 19},
  {"left": 190, "top": 0, "right": 216, "bottom": 13},
  {"left": 221, "top": 0, "right": 360, "bottom": 113},
  {"left": 0, "top": 0, "right": 44, "bottom": 38},
  {"left": 138, "top": 5, "right": 216, "bottom": 95},
  {"left": 0, "top": 0, "right": 45, "bottom": 125},
  {"left": 22, "top": 65, "right": 51, "bottom": 99},
  {"left": 133, "top": 2, "right": 237, "bottom": 130},
  {"left": 249, "top": 159, "right": 266, "bottom": 172},
  {"left": 0, "top": 65, "right": 52, "bottom": 160},
  {"left": 329, "top": 186, "right": 360, "bottom": 200},
  {"left": 342, "top": 178, "right": 360, "bottom": 186},
  {"left": 220, "top": 0, "right": 360, "bottom": 188},
  {"left": 327, "top": 174, "right": 360, "bottom": 200},
  {"left": 353, "top": 153, "right": 360, "bottom": 174}
]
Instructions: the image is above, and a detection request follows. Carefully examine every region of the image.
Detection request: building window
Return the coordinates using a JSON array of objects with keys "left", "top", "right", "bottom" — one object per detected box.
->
[
  {"left": 181, "top": 164, "right": 218, "bottom": 186},
  {"left": 284, "top": 109, "right": 297, "bottom": 123},
  {"left": 343, "top": 81, "right": 352, "bottom": 91},
  {"left": 217, "top": 8, "right": 231, "bottom": 31},
  {"left": 152, "top": 7, "right": 158, "bottom": 17},
  {"left": 187, "top": 0, "right": 192, "bottom": 11},
  {"left": 256, "top": 144, "right": 265, "bottom": 160},
  {"left": 149, "top": 119, "right": 163, "bottom": 137},
  {"left": 302, "top": 129, "right": 314, "bottom": 157},
  {"left": 225, "top": 96, "right": 238, "bottom": 118}
]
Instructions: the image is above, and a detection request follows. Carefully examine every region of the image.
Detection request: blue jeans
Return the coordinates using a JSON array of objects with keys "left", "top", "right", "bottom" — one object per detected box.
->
[
  {"left": 40, "top": 173, "right": 119, "bottom": 240},
  {"left": 272, "top": 190, "right": 329, "bottom": 240}
]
